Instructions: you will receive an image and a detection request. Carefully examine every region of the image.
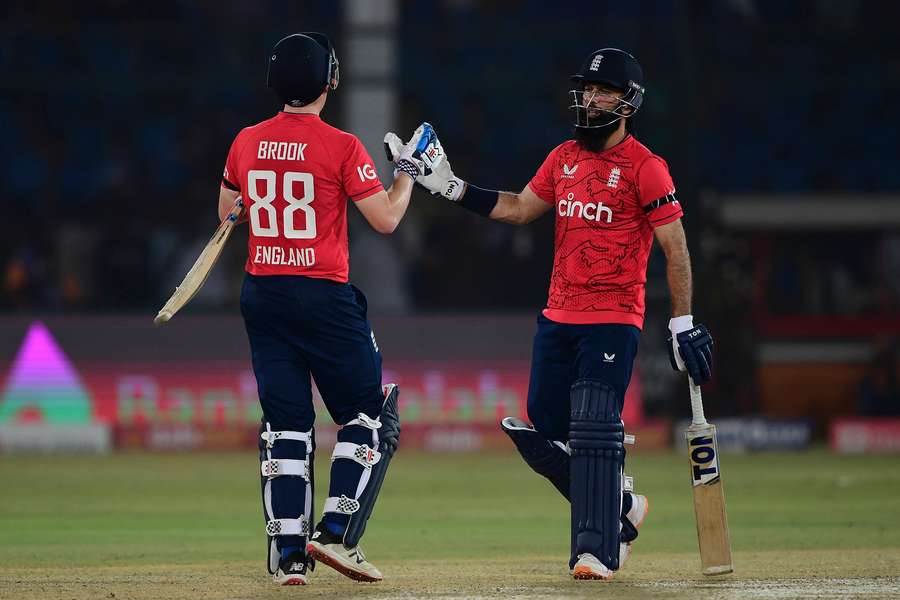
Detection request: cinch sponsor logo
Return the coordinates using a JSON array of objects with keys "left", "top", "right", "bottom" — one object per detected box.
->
[{"left": 558, "top": 192, "right": 613, "bottom": 223}]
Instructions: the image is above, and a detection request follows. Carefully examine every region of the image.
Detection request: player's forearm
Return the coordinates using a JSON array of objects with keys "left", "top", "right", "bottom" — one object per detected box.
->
[
  {"left": 380, "top": 174, "right": 414, "bottom": 232},
  {"left": 487, "top": 191, "right": 523, "bottom": 224},
  {"left": 666, "top": 245, "right": 693, "bottom": 316}
]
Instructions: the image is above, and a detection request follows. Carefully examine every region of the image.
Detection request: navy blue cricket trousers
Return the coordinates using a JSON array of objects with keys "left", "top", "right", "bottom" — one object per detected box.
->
[
  {"left": 240, "top": 274, "right": 384, "bottom": 431},
  {"left": 526, "top": 314, "right": 640, "bottom": 442}
]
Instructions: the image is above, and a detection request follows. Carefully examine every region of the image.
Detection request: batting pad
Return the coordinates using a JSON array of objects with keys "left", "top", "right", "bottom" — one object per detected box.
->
[
  {"left": 259, "top": 423, "right": 314, "bottom": 574},
  {"left": 501, "top": 416, "right": 571, "bottom": 500},
  {"left": 569, "top": 379, "right": 624, "bottom": 571},
  {"left": 343, "top": 383, "right": 401, "bottom": 548}
]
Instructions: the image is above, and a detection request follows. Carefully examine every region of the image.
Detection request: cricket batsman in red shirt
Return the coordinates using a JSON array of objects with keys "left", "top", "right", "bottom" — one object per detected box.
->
[
  {"left": 219, "top": 32, "right": 439, "bottom": 585},
  {"left": 386, "top": 48, "right": 715, "bottom": 580}
]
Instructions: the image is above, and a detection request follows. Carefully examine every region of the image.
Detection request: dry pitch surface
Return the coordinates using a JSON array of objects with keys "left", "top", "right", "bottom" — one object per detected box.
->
[{"left": 1, "top": 451, "right": 898, "bottom": 599}]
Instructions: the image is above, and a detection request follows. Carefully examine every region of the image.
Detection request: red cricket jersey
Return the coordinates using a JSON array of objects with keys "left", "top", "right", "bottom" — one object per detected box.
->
[
  {"left": 528, "top": 135, "right": 683, "bottom": 328},
  {"left": 221, "top": 112, "right": 383, "bottom": 282}
]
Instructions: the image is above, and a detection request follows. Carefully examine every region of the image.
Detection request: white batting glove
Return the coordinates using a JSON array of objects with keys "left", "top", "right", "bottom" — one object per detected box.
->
[
  {"left": 387, "top": 123, "right": 428, "bottom": 181},
  {"left": 384, "top": 123, "right": 466, "bottom": 202}
]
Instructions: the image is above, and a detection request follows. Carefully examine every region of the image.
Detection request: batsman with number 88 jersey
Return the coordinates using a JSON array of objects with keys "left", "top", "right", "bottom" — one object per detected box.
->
[
  {"left": 386, "top": 48, "right": 715, "bottom": 580},
  {"left": 218, "top": 32, "right": 439, "bottom": 586}
]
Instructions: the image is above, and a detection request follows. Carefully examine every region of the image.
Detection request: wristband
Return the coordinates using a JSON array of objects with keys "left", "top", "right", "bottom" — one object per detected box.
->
[{"left": 459, "top": 184, "right": 498, "bottom": 217}]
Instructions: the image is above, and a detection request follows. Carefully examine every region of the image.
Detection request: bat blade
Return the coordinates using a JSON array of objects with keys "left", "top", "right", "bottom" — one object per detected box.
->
[
  {"left": 686, "top": 422, "right": 734, "bottom": 576},
  {"left": 153, "top": 198, "right": 243, "bottom": 326}
]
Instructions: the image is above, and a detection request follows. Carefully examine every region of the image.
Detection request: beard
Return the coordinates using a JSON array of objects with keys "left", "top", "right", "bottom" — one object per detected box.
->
[{"left": 573, "top": 117, "right": 621, "bottom": 153}]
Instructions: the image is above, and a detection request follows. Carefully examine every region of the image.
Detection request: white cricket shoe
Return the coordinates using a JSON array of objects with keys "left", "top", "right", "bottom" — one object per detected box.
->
[
  {"left": 306, "top": 523, "right": 383, "bottom": 582},
  {"left": 619, "top": 493, "right": 650, "bottom": 569},
  {"left": 272, "top": 553, "right": 310, "bottom": 586},
  {"left": 572, "top": 553, "right": 614, "bottom": 580},
  {"left": 627, "top": 493, "right": 650, "bottom": 529}
]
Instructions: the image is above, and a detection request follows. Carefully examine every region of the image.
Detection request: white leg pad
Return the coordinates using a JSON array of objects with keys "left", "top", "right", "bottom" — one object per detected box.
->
[
  {"left": 261, "top": 422, "right": 314, "bottom": 574},
  {"left": 332, "top": 442, "right": 381, "bottom": 469},
  {"left": 323, "top": 494, "right": 361, "bottom": 515},
  {"left": 261, "top": 428, "right": 313, "bottom": 452},
  {"left": 344, "top": 412, "right": 382, "bottom": 430},
  {"left": 261, "top": 459, "right": 310, "bottom": 480},
  {"left": 266, "top": 516, "right": 309, "bottom": 537}
]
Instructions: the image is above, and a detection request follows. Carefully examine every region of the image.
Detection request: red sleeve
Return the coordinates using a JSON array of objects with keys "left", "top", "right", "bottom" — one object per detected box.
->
[
  {"left": 636, "top": 155, "right": 683, "bottom": 228},
  {"left": 342, "top": 136, "right": 384, "bottom": 201},
  {"left": 221, "top": 135, "right": 242, "bottom": 192},
  {"left": 527, "top": 147, "right": 559, "bottom": 205}
]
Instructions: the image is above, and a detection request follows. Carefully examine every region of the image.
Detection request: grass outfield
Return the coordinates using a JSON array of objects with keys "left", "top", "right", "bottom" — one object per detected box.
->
[{"left": 1, "top": 449, "right": 899, "bottom": 599}]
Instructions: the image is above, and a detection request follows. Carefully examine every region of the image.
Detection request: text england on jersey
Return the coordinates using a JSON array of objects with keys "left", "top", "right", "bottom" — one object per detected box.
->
[{"left": 253, "top": 245, "right": 316, "bottom": 267}]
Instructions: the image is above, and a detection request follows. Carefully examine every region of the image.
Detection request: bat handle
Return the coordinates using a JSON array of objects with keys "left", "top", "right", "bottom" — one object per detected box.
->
[{"left": 689, "top": 378, "right": 708, "bottom": 426}]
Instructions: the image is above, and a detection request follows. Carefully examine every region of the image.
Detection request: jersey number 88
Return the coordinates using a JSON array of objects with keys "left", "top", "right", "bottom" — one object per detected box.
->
[{"left": 247, "top": 169, "right": 316, "bottom": 239}]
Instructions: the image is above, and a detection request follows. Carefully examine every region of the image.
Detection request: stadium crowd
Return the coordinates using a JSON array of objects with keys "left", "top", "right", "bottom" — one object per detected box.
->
[{"left": 1, "top": 0, "right": 896, "bottom": 316}]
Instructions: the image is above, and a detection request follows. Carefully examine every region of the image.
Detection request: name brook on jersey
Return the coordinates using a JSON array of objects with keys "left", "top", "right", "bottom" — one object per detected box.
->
[
  {"left": 257, "top": 141, "right": 308, "bottom": 161},
  {"left": 253, "top": 245, "right": 316, "bottom": 267}
]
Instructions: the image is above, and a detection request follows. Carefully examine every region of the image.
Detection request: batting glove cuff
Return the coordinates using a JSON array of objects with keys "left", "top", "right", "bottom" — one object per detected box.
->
[
  {"left": 395, "top": 159, "right": 420, "bottom": 181},
  {"left": 668, "top": 315, "right": 694, "bottom": 334}
]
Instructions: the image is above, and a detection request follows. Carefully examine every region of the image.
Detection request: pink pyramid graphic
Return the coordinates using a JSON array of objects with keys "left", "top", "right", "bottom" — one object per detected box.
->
[{"left": 0, "top": 321, "right": 92, "bottom": 423}]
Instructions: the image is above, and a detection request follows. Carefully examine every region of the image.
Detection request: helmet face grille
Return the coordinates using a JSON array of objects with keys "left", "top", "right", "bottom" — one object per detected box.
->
[
  {"left": 569, "top": 88, "right": 641, "bottom": 129},
  {"left": 569, "top": 48, "right": 644, "bottom": 128}
]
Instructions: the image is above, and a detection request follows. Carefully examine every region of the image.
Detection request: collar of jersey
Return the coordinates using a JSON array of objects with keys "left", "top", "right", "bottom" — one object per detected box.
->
[{"left": 277, "top": 111, "right": 321, "bottom": 120}]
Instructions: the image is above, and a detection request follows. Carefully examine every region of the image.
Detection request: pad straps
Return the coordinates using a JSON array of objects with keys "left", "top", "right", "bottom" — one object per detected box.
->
[
  {"left": 265, "top": 516, "right": 309, "bottom": 537},
  {"left": 323, "top": 494, "right": 361, "bottom": 515},
  {"left": 332, "top": 442, "right": 381, "bottom": 469},
  {"left": 261, "top": 425, "right": 313, "bottom": 452},
  {"left": 261, "top": 458, "right": 310, "bottom": 480}
]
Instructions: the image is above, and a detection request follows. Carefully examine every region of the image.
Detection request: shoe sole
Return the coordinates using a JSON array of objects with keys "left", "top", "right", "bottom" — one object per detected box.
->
[
  {"left": 572, "top": 565, "right": 614, "bottom": 581},
  {"left": 306, "top": 542, "right": 382, "bottom": 583}
]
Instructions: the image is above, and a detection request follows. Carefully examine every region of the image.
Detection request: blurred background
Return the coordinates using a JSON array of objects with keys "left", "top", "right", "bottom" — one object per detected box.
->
[{"left": 1, "top": 0, "right": 898, "bottom": 455}]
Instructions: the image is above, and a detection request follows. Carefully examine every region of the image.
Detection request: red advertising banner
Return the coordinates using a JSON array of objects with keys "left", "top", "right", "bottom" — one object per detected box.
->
[
  {"left": 830, "top": 418, "right": 900, "bottom": 454},
  {"left": 98, "top": 362, "right": 644, "bottom": 426},
  {"left": 1, "top": 320, "right": 659, "bottom": 452}
]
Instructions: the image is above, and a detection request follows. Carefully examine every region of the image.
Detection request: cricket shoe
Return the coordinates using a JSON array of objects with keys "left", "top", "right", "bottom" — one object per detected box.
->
[
  {"left": 619, "top": 493, "right": 650, "bottom": 569},
  {"left": 571, "top": 553, "right": 614, "bottom": 580},
  {"left": 272, "top": 551, "right": 311, "bottom": 586},
  {"left": 306, "top": 523, "right": 383, "bottom": 582}
]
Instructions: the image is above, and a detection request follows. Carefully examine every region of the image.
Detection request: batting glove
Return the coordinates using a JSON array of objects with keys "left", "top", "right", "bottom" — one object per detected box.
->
[
  {"left": 384, "top": 123, "right": 466, "bottom": 202},
  {"left": 386, "top": 123, "right": 427, "bottom": 180},
  {"left": 667, "top": 315, "right": 714, "bottom": 385}
]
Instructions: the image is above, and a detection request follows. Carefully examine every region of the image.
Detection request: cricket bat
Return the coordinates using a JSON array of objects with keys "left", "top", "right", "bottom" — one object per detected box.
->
[
  {"left": 685, "top": 379, "right": 734, "bottom": 576},
  {"left": 153, "top": 197, "right": 244, "bottom": 326}
]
